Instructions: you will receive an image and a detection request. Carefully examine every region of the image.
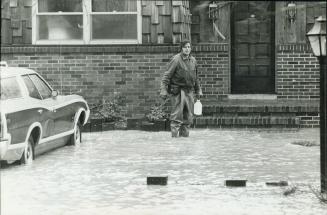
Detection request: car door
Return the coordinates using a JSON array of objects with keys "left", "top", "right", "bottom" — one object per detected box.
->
[
  {"left": 50, "top": 95, "right": 77, "bottom": 134},
  {"left": 22, "top": 75, "right": 55, "bottom": 138}
]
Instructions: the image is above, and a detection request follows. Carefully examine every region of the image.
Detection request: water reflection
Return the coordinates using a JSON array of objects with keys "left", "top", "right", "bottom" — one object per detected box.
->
[{"left": 1, "top": 128, "right": 326, "bottom": 215}]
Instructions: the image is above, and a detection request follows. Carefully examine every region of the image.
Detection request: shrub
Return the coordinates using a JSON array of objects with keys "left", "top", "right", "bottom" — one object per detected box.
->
[
  {"left": 146, "top": 103, "right": 167, "bottom": 122},
  {"left": 90, "top": 94, "right": 125, "bottom": 122}
]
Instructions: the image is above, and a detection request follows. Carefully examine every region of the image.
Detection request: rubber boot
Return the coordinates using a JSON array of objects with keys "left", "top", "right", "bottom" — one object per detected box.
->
[
  {"left": 179, "top": 125, "right": 189, "bottom": 137},
  {"left": 171, "top": 126, "right": 179, "bottom": 138}
]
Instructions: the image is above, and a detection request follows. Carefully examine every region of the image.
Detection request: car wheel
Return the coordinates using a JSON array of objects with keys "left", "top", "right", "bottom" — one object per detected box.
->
[
  {"left": 69, "top": 122, "right": 82, "bottom": 145},
  {"left": 20, "top": 136, "right": 34, "bottom": 164}
]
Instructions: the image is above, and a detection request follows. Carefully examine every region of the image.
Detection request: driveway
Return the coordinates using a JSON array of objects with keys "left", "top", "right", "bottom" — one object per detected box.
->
[{"left": 1, "top": 128, "right": 326, "bottom": 215}]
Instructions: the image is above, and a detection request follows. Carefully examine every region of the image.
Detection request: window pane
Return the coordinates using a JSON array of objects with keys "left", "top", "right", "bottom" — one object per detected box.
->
[
  {"left": 92, "top": 15, "right": 137, "bottom": 39},
  {"left": 29, "top": 75, "right": 52, "bottom": 99},
  {"left": 92, "top": 0, "right": 137, "bottom": 12},
  {"left": 38, "top": 15, "right": 83, "bottom": 40},
  {"left": 0, "top": 77, "right": 22, "bottom": 100},
  {"left": 22, "top": 76, "right": 42, "bottom": 99},
  {"left": 38, "top": 0, "right": 82, "bottom": 12}
]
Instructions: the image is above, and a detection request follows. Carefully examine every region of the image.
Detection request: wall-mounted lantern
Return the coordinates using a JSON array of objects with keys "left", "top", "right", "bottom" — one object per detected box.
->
[
  {"left": 306, "top": 15, "right": 327, "bottom": 194},
  {"left": 208, "top": 2, "right": 218, "bottom": 20},
  {"left": 286, "top": 1, "right": 297, "bottom": 23},
  {"left": 306, "top": 16, "right": 326, "bottom": 56}
]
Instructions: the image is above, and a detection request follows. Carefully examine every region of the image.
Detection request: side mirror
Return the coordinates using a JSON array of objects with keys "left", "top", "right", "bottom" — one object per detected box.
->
[{"left": 51, "top": 90, "right": 59, "bottom": 98}]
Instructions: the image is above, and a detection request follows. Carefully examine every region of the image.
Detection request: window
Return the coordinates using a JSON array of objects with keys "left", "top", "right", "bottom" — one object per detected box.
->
[
  {"left": 91, "top": 0, "right": 137, "bottom": 40},
  {"left": 22, "top": 75, "right": 42, "bottom": 99},
  {"left": 29, "top": 75, "right": 53, "bottom": 99},
  {"left": 32, "top": 0, "right": 142, "bottom": 44},
  {"left": 22, "top": 75, "right": 52, "bottom": 99},
  {"left": 0, "top": 77, "right": 22, "bottom": 100}
]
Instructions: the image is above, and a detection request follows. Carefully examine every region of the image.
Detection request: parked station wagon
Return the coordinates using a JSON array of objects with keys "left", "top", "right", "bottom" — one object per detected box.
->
[{"left": 0, "top": 62, "right": 90, "bottom": 164}]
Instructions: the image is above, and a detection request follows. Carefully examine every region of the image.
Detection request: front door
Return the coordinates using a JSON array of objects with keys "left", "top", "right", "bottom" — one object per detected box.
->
[{"left": 231, "top": 1, "right": 275, "bottom": 94}]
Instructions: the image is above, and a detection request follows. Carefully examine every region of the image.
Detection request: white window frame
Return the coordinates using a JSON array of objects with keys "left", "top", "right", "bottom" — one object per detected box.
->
[{"left": 32, "top": 0, "right": 142, "bottom": 45}]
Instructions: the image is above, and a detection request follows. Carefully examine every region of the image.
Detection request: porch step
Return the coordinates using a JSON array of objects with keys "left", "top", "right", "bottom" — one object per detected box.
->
[
  {"left": 194, "top": 100, "right": 318, "bottom": 128},
  {"left": 194, "top": 114, "right": 300, "bottom": 128},
  {"left": 202, "top": 104, "right": 319, "bottom": 114}
]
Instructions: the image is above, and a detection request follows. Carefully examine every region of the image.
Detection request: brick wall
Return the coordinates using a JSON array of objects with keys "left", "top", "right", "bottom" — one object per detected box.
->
[
  {"left": 196, "top": 49, "right": 229, "bottom": 100},
  {"left": 276, "top": 44, "right": 320, "bottom": 100},
  {"left": 298, "top": 113, "right": 320, "bottom": 128},
  {"left": 1, "top": 44, "right": 229, "bottom": 118}
]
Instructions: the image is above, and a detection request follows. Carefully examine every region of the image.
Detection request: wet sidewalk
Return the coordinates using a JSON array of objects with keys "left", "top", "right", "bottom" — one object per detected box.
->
[{"left": 1, "top": 128, "right": 326, "bottom": 215}]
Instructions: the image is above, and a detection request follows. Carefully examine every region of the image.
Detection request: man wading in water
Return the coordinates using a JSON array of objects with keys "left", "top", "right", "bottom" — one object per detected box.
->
[{"left": 160, "top": 40, "right": 203, "bottom": 137}]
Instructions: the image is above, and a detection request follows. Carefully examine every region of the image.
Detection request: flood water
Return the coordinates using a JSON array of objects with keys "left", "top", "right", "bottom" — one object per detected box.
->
[{"left": 1, "top": 128, "right": 326, "bottom": 215}]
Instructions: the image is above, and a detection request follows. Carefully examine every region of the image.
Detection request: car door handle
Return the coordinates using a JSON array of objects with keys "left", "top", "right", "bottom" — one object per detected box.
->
[{"left": 38, "top": 109, "right": 43, "bottom": 114}]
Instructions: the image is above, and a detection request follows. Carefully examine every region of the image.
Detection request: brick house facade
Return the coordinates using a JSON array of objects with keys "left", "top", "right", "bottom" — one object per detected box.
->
[
  {"left": 1, "top": 1, "right": 326, "bottom": 127},
  {"left": 1, "top": 44, "right": 229, "bottom": 118}
]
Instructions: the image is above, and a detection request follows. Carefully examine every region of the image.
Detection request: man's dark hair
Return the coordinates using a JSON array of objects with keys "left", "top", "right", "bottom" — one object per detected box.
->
[{"left": 180, "top": 39, "right": 191, "bottom": 51}]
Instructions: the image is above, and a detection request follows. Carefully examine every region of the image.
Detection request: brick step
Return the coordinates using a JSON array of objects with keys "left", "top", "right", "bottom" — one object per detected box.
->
[
  {"left": 208, "top": 113, "right": 298, "bottom": 117},
  {"left": 194, "top": 115, "right": 300, "bottom": 128},
  {"left": 202, "top": 104, "right": 318, "bottom": 114}
]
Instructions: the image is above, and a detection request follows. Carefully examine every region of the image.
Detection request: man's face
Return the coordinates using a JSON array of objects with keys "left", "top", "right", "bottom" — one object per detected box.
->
[{"left": 182, "top": 43, "right": 191, "bottom": 56}]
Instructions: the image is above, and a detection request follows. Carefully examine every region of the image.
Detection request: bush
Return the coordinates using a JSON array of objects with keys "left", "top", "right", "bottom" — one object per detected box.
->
[
  {"left": 90, "top": 94, "right": 125, "bottom": 122},
  {"left": 146, "top": 103, "right": 167, "bottom": 122}
]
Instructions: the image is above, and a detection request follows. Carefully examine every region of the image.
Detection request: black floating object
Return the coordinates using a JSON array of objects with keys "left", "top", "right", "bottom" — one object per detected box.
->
[
  {"left": 225, "top": 180, "right": 247, "bottom": 187},
  {"left": 147, "top": 176, "right": 168, "bottom": 185},
  {"left": 266, "top": 181, "right": 288, "bottom": 186}
]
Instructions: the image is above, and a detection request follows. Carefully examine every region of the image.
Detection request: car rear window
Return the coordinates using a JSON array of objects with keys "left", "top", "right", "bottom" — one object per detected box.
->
[{"left": 0, "top": 77, "right": 22, "bottom": 100}]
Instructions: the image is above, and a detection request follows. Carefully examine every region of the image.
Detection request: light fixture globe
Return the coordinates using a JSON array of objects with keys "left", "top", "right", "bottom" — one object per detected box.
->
[{"left": 306, "top": 16, "right": 326, "bottom": 57}]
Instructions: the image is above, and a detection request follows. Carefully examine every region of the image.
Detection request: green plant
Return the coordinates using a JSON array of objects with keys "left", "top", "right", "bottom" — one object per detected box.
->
[
  {"left": 146, "top": 103, "right": 167, "bottom": 122},
  {"left": 91, "top": 94, "right": 125, "bottom": 122}
]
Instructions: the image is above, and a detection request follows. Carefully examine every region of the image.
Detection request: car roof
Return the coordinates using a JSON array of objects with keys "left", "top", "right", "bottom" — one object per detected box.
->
[{"left": 0, "top": 67, "right": 37, "bottom": 79}]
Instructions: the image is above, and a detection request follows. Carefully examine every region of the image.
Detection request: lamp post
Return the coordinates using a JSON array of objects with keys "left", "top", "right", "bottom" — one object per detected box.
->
[{"left": 306, "top": 16, "right": 326, "bottom": 193}]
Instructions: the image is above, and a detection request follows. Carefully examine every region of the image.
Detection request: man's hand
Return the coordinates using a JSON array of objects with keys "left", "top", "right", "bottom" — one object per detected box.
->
[{"left": 160, "top": 94, "right": 168, "bottom": 103}]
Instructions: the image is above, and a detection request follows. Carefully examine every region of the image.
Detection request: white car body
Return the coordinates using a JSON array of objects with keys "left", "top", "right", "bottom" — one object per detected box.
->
[{"left": 0, "top": 63, "right": 90, "bottom": 163}]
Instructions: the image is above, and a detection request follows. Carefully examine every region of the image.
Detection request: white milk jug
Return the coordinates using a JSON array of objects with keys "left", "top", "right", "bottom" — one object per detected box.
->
[{"left": 194, "top": 99, "right": 202, "bottom": 116}]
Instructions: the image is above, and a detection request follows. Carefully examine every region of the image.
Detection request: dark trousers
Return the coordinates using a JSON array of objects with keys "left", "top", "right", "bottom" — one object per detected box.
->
[{"left": 170, "top": 89, "right": 194, "bottom": 137}]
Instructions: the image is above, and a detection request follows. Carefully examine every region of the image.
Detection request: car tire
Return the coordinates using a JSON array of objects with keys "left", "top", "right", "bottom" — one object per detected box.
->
[
  {"left": 69, "top": 122, "right": 82, "bottom": 145},
  {"left": 20, "top": 136, "right": 34, "bottom": 164}
]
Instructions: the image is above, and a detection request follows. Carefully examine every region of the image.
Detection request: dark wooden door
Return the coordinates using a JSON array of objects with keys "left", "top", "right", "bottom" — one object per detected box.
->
[{"left": 231, "top": 1, "right": 275, "bottom": 94}]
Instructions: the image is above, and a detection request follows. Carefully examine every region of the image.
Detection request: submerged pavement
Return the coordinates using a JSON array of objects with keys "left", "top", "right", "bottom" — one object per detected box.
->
[{"left": 1, "top": 128, "right": 326, "bottom": 215}]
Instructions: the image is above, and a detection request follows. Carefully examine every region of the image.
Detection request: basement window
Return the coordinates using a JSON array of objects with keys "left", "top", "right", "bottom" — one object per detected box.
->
[{"left": 32, "top": 0, "right": 142, "bottom": 45}]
